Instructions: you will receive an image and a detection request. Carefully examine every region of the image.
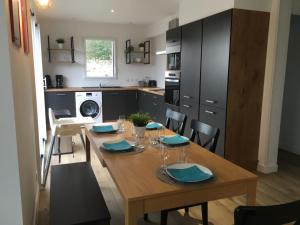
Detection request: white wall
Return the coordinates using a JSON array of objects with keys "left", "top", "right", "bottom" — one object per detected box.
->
[
  {"left": 0, "top": 1, "right": 24, "bottom": 224},
  {"left": 179, "top": 0, "right": 234, "bottom": 26},
  {"left": 0, "top": 1, "right": 40, "bottom": 225},
  {"left": 279, "top": 15, "right": 300, "bottom": 155},
  {"left": 40, "top": 19, "right": 166, "bottom": 88},
  {"left": 258, "top": 0, "right": 293, "bottom": 173},
  {"left": 178, "top": 0, "right": 271, "bottom": 27},
  {"left": 234, "top": 0, "right": 272, "bottom": 12},
  {"left": 293, "top": 0, "right": 300, "bottom": 15}
]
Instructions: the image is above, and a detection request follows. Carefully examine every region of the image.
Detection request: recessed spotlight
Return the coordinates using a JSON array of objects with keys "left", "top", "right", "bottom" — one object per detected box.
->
[
  {"left": 34, "top": 0, "right": 53, "bottom": 9},
  {"left": 110, "top": 9, "right": 115, "bottom": 13}
]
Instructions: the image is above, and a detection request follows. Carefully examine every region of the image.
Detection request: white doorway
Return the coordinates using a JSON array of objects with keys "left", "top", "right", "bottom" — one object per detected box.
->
[{"left": 31, "top": 11, "right": 47, "bottom": 177}]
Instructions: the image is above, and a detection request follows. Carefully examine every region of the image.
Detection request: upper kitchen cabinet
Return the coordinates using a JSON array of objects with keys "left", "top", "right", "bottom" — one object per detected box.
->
[
  {"left": 180, "top": 20, "right": 202, "bottom": 104},
  {"left": 166, "top": 27, "right": 182, "bottom": 48},
  {"left": 200, "top": 11, "right": 231, "bottom": 110}
]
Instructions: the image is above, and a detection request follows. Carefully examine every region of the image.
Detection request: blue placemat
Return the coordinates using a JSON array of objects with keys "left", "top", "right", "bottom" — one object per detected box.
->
[
  {"left": 92, "top": 125, "right": 115, "bottom": 133},
  {"left": 161, "top": 134, "right": 189, "bottom": 145},
  {"left": 146, "top": 122, "right": 163, "bottom": 130},
  {"left": 102, "top": 140, "right": 133, "bottom": 151},
  {"left": 167, "top": 165, "right": 213, "bottom": 182}
]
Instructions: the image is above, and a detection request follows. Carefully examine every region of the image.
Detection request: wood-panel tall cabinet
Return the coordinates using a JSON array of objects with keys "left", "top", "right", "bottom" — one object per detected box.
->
[{"left": 179, "top": 9, "right": 270, "bottom": 170}]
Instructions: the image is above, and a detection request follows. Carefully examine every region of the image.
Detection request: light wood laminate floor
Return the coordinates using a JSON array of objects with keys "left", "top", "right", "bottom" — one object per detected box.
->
[{"left": 37, "top": 136, "right": 300, "bottom": 225}]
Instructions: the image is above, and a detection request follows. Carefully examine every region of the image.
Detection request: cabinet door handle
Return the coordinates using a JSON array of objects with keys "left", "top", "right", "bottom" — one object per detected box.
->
[
  {"left": 153, "top": 103, "right": 158, "bottom": 106},
  {"left": 183, "top": 95, "right": 192, "bottom": 99},
  {"left": 108, "top": 92, "right": 119, "bottom": 95},
  {"left": 153, "top": 96, "right": 158, "bottom": 99},
  {"left": 56, "top": 93, "right": 67, "bottom": 96},
  {"left": 183, "top": 104, "right": 191, "bottom": 108},
  {"left": 205, "top": 99, "right": 217, "bottom": 104},
  {"left": 205, "top": 110, "right": 216, "bottom": 115}
]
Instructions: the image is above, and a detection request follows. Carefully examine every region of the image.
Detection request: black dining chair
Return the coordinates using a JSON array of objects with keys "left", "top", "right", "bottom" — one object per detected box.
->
[
  {"left": 234, "top": 200, "right": 300, "bottom": 225},
  {"left": 165, "top": 108, "right": 187, "bottom": 136},
  {"left": 156, "top": 120, "right": 220, "bottom": 225}
]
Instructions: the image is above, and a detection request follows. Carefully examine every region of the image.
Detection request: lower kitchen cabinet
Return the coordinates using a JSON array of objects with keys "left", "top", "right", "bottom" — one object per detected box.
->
[
  {"left": 138, "top": 91, "right": 166, "bottom": 124},
  {"left": 102, "top": 91, "right": 138, "bottom": 121},
  {"left": 45, "top": 92, "right": 76, "bottom": 127},
  {"left": 180, "top": 101, "right": 199, "bottom": 137},
  {"left": 199, "top": 105, "right": 226, "bottom": 157}
]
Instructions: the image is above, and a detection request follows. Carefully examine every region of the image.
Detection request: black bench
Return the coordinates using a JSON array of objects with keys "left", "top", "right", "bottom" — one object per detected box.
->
[{"left": 50, "top": 162, "right": 111, "bottom": 225}]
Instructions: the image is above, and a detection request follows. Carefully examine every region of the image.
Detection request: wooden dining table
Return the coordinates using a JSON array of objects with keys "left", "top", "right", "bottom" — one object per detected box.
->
[{"left": 84, "top": 122, "right": 257, "bottom": 225}]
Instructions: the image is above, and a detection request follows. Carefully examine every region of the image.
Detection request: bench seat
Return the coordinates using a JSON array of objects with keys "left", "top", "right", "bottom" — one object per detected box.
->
[{"left": 50, "top": 162, "right": 111, "bottom": 225}]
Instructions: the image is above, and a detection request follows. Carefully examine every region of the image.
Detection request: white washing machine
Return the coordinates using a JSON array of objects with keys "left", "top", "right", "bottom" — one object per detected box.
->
[{"left": 75, "top": 92, "right": 103, "bottom": 123}]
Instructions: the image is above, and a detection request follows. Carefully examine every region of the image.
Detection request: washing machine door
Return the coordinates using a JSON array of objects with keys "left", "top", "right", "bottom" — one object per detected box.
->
[{"left": 80, "top": 100, "right": 100, "bottom": 118}]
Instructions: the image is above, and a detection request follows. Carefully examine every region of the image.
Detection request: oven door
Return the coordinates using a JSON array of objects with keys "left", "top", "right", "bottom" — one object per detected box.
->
[
  {"left": 167, "top": 53, "right": 181, "bottom": 71},
  {"left": 165, "top": 78, "right": 180, "bottom": 106}
]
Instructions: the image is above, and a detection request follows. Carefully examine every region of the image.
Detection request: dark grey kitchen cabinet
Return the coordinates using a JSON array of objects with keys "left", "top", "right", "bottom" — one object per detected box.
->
[
  {"left": 180, "top": 100, "right": 199, "bottom": 137},
  {"left": 180, "top": 20, "right": 202, "bottom": 104},
  {"left": 138, "top": 91, "right": 166, "bottom": 124},
  {"left": 177, "top": 9, "right": 269, "bottom": 170},
  {"left": 200, "top": 10, "right": 231, "bottom": 109},
  {"left": 166, "top": 27, "right": 181, "bottom": 46},
  {"left": 199, "top": 105, "right": 226, "bottom": 157},
  {"left": 102, "top": 91, "right": 138, "bottom": 121},
  {"left": 45, "top": 92, "right": 76, "bottom": 127}
]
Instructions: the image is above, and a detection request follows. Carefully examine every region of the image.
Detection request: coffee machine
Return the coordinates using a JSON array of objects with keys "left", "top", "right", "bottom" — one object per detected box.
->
[{"left": 56, "top": 75, "right": 64, "bottom": 88}]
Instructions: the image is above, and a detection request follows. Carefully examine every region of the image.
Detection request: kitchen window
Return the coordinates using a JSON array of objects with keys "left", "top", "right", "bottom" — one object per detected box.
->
[{"left": 85, "top": 39, "right": 116, "bottom": 78}]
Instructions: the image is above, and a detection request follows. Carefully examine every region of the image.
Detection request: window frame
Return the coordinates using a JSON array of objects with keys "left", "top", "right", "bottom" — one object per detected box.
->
[{"left": 84, "top": 37, "right": 117, "bottom": 79}]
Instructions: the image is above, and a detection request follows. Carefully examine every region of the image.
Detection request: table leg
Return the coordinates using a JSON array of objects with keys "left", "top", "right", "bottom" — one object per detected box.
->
[
  {"left": 85, "top": 135, "right": 90, "bottom": 162},
  {"left": 125, "top": 200, "right": 143, "bottom": 225},
  {"left": 246, "top": 180, "right": 257, "bottom": 205}
]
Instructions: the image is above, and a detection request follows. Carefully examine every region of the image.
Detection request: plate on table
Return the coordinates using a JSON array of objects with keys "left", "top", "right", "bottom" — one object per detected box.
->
[
  {"left": 160, "top": 134, "right": 190, "bottom": 147},
  {"left": 166, "top": 163, "right": 214, "bottom": 183},
  {"left": 146, "top": 122, "right": 163, "bottom": 130},
  {"left": 101, "top": 139, "right": 134, "bottom": 152},
  {"left": 92, "top": 122, "right": 118, "bottom": 134}
]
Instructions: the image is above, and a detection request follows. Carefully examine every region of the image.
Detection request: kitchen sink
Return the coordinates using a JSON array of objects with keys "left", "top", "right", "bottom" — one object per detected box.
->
[{"left": 81, "top": 86, "right": 122, "bottom": 88}]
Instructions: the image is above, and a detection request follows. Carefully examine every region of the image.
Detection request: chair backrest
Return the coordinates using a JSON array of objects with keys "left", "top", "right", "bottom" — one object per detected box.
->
[
  {"left": 234, "top": 200, "right": 300, "bottom": 225},
  {"left": 189, "top": 120, "right": 220, "bottom": 153},
  {"left": 48, "top": 108, "right": 57, "bottom": 135},
  {"left": 165, "top": 108, "right": 187, "bottom": 136}
]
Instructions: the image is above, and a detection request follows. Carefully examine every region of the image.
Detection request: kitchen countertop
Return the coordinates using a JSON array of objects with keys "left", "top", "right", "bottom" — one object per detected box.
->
[{"left": 45, "top": 86, "right": 165, "bottom": 96}]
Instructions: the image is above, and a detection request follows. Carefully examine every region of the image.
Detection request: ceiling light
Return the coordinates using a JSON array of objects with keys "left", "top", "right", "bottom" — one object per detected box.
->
[
  {"left": 34, "top": 0, "right": 53, "bottom": 9},
  {"left": 110, "top": 9, "right": 115, "bottom": 13}
]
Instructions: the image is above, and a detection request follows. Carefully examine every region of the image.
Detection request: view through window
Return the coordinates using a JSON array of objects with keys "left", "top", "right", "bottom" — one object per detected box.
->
[{"left": 85, "top": 39, "right": 115, "bottom": 78}]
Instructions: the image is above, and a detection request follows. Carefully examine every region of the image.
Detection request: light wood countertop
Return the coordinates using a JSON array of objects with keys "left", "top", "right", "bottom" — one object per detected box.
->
[{"left": 45, "top": 86, "right": 165, "bottom": 96}]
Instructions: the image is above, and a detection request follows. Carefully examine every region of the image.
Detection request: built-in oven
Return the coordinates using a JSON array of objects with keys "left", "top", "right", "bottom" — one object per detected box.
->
[
  {"left": 165, "top": 71, "right": 180, "bottom": 106},
  {"left": 167, "top": 52, "right": 181, "bottom": 71}
]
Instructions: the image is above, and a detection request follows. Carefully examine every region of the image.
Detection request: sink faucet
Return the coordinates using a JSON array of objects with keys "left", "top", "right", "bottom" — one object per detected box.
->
[{"left": 99, "top": 82, "right": 102, "bottom": 88}]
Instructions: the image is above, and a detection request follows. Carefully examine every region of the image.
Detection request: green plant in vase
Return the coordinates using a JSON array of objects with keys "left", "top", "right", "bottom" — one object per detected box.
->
[{"left": 128, "top": 112, "right": 151, "bottom": 138}]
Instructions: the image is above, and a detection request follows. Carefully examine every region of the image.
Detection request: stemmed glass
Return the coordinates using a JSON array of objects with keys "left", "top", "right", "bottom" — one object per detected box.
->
[{"left": 118, "top": 115, "right": 126, "bottom": 132}]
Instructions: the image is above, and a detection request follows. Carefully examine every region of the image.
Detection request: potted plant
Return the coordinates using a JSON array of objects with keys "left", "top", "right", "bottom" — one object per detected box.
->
[
  {"left": 128, "top": 112, "right": 151, "bottom": 138},
  {"left": 56, "top": 38, "right": 65, "bottom": 49},
  {"left": 138, "top": 43, "right": 145, "bottom": 52}
]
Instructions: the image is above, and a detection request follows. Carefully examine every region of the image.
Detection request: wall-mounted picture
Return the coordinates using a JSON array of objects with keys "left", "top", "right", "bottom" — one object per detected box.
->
[
  {"left": 20, "top": 0, "right": 29, "bottom": 53},
  {"left": 8, "top": 0, "right": 21, "bottom": 47}
]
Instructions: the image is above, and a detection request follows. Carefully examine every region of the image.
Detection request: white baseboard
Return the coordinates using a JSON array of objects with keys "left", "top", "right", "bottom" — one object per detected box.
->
[
  {"left": 33, "top": 182, "right": 40, "bottom": 225},
  {"left": 257, "top": 162, "right": 278, "bottom": 174}
]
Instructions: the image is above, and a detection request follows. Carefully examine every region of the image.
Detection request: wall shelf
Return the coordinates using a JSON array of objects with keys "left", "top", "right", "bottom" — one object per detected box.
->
[
  {"left": 125, "top": 39, "right": 150, "bottom": 64},
  {"left": 47, "top": 36, "right": 75, "bottom": 63}
]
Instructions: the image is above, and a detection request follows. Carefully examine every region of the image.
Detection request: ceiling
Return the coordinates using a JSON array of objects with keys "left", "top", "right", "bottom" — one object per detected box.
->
[{"left": 35, "top": 0, "right": 180, "bottom": 25}]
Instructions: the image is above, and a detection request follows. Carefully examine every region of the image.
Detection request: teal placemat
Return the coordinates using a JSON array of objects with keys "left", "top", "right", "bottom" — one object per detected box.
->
[
  {"left": 146, "top": 122, "right": 163, "bottom": 130},
  {"left": 102, "top": 140, "right": 133, "bottom": 151},
  {"left": 161, "top": 134, "right": 189, "bottom": 145},
  {"left": 92, "top": 125, "right": 115, "bottom": 133},
  {"left": 167, "top": 165, "right": 212, "bottom": 182}
]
